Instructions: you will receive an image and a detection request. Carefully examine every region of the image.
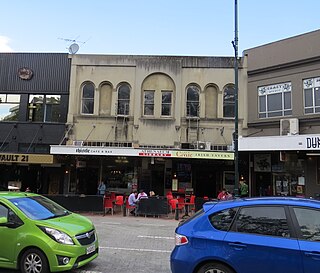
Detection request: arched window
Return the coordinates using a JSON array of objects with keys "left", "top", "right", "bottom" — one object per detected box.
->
[
  {"left": 186, "top": 85, "right": 199, "bottom": 117},
  {"left": 223, "top": 85, "right": 235, "bottom": 118},
  {"left": 117, "top": 83, "right": 130, "bottom": 115},
  {"left": 81, "top": 83, "right": 95, "bottom": 114}
]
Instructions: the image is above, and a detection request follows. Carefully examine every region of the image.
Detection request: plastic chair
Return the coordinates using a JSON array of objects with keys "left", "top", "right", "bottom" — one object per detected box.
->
[
  {"left": 126, "top": 198, "right": 135, "bottom": 215},
  {"left": 103, "top": 197, "right": 114, "bottom": 216},
  {"left": 114, "top": 195, "right": 124, "bottom": 212},
  {"left": 189, "top": 195, "right": 196, "bottom": 213}
]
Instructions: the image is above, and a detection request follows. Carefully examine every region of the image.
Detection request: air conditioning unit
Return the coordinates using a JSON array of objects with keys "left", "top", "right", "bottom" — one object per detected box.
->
[
  {"left": 280, "top": 118, "right": 299, "bottom": 136},
  {"left": 195, "top": 141, "right": 211, "bottom": 150},
  {"left": 73, "top": 141, "right": 84, "bottom": 146}
]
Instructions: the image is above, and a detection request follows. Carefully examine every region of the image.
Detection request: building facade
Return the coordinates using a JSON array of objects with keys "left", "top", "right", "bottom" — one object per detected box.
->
[
  {"left": 0, "top": 53, "right": 71, "bottom": 193},
  {"left": 51, "top": 54, "right": 248, "bottom": 197},
  {"left": 240, "top": 29, "right": 320, "bottom": 198}
]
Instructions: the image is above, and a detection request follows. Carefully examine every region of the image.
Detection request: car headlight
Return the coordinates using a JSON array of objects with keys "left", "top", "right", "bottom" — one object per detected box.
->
[{"left": 40, "top": 226, "right": 74, "bottom": 245}]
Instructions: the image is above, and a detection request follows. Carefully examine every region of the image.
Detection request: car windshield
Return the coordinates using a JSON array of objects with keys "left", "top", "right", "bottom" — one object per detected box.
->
[{"left": 9, "top": 196, "right": 70, "bottom": 220}]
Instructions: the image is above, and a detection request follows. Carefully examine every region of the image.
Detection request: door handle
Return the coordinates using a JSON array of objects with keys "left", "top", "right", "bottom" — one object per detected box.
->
[
  {"left": 305, "top": 252, "right": 320, "bottom": 259},
  {"left": 228, "top": 242, "right": 247, "bottom": 249}
]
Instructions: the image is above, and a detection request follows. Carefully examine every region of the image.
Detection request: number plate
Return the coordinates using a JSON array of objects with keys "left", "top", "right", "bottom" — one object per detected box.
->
[{"left": 86, "top": 244, "right": 95, "bottom": 254}]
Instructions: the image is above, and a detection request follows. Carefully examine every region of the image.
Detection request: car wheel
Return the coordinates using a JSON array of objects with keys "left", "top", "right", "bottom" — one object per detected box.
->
[
  {"left": 197, "top": 262, "right": 235, "bottom": 273},
  {"left": 20, "top": 248, "right": 49, "bottom": 273}
]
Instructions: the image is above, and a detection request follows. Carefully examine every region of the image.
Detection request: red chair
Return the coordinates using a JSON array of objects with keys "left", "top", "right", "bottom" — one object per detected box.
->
[
  {"left": 126, "top": 198, "right": 135, "bottom": 215},
  {"left": 189, "top": 195, "right": 196, "bottom": 213},
  {"left": 114, "top": 195, "right": 124, "bottom": 212},
  {"left": 103, "top": 197, "right": 114, "bottom": 216},
  {"left": 177, "top": 197, "right": 186, "bottom": 213}
]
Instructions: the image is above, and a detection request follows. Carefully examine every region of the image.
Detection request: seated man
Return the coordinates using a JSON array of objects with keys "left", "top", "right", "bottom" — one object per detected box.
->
[{"left": 128, "top": 189, "right": 138, "bottom": 215}]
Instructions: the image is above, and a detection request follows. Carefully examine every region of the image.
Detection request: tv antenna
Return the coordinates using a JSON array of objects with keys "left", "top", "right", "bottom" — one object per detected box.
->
[{"left": 58, "top": 36, "right": 90, "bottom": 54}]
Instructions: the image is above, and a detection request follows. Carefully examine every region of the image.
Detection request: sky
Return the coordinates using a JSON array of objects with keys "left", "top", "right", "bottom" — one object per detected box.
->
[{"left": 0, "top": 0, "right": 319, "bottom": 57}]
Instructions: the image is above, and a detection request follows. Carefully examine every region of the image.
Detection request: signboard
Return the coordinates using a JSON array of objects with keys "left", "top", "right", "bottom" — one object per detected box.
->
[
  {"left": 50, "top": 146, "right": 234, "bottom": 160},
  {"left": 0, "top": 153, "right": 54, "bottom": 164}
]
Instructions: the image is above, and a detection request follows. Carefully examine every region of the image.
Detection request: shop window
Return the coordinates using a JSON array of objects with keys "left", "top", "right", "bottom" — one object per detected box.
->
[
  {"left": 161, "top": 91, "right": 172, "bottom": 116},
  {"left": 117, "top": 83, "right": 130, "bottom": 116},
  {"left": 28, "top": 94, "right": 61, "bottom": 122},
  {"left": 0, "top": 94, "right": 20, "bottom": 122},
  {"left": 223, "top": 85, "right": 235, "bottom": 118},
  {"left": 258, "top": 82, "right": 292, "bottom": 118},
  {"left": 144, "top": 90, "right": 154, "bottom": 116},
  {"left": 304, "top": 77, "right": 320, "bottom": 114},
  {"left": 18, "top": 143, "right": 49, "bottom": 153},
  {"left": 81, "top": 83, "right": 95, "bottom": 114},
  {"left": 186, "top": 85, "right": 199, "bottom": 117}
]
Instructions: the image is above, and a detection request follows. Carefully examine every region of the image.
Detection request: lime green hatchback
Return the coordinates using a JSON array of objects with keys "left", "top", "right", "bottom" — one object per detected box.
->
[{"left": 0, "top": 192, "right": 99, "bottom": 273}]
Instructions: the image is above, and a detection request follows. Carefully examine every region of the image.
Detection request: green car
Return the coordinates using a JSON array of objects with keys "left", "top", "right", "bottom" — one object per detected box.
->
[{"left": 0, "top": 192, "right": 99, "bottom": 273}]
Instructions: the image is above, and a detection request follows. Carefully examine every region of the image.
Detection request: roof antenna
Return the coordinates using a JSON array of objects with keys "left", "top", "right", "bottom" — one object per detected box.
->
[{"left": 57, "top": 36, "right": 91, "bottom": 54}]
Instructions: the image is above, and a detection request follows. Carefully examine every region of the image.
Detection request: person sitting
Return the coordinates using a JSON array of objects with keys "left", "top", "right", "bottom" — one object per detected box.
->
[
  {"left": 128, "top": 189, "right": 138, "bottom": 215},
  {"left": 217, "top": 188, "right": 228, "bottom": 201},
  {"left": 137, "top": 189, "right": 148, "bottom": 200}
]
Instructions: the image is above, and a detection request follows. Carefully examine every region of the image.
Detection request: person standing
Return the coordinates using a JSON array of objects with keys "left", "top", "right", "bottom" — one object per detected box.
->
[
  {"left": 97, "top": 181, "right": 106, "bottom": 196},
  {"left": 239, "top": 180, "right": 249, "bottom": 197}
]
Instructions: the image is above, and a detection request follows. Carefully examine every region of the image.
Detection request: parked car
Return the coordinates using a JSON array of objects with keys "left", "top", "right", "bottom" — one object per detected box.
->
[
  {"left": 0, "top": 192, "right": 99, "bottom": 273},
  {"left": 171, "top": 197, "right": 320, "bottom": 273}
]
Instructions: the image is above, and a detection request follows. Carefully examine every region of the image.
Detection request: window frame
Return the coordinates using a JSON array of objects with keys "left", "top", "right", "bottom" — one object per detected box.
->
[
  {"left": 117, "top": 83, "right": 130, "bottom": 116},
  {"left": 161, "top": 90, "right": 172, "bottom": 117},
  {"left": 81, "top": 83, "right": 95, "bottom": 115},
  {"left": 223, "top": 85, "right": 235, "bottom": 118},
  {"left": 143, "top": 90, "right": 155, "bottom": 116},
  {"left": 0, "top": 94, "right": 21, "bottom": 122},
  {"left": 186, "top": 85, "right": 200, "bottom": 118},
  {"left": 258, "top": 82, "right": 292, "bottom": 119},
  {"left": 303, "top": 77, "right": 320, "bottom": 114}
]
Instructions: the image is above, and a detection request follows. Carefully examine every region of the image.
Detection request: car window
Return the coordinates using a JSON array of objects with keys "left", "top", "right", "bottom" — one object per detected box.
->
[
  {"left": 234, "top": 206, "right": 290, "bottom": 238},
  {"left": 0, "top": 203, "right": 8, "bottom": 218},
  {"left": 209, "top": 208, "right": 238, "bottom": 231},
  {"left": 293, "top": 207, "right": 320, "bottom": 241}
]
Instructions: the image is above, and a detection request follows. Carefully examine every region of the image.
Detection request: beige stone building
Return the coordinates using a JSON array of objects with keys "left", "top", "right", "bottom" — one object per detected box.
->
[{"left": 51, "top": 54, "right": 247, "bottom": 197}]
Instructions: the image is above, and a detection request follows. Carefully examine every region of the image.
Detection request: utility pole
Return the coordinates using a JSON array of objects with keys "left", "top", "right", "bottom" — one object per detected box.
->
[{"left": 232, "top": 0, "right": 239, "bottom": 196}]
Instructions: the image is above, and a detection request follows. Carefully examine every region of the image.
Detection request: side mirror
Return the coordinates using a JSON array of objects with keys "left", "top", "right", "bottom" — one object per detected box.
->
[{"left": 0, "top": 216, "right": 8, "bottom": 225}]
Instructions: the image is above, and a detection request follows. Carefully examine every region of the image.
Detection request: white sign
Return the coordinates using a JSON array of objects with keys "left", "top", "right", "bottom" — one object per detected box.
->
[
  {"left": 258, "top": 82, "right": 291, "bottom": 96},
  {"left": 239, "top": 134, "right": 320, "bottom": 151}
]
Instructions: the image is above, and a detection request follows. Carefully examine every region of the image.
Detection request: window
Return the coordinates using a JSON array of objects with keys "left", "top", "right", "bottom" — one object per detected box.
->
[
  {"left": 0, "top": 94, "right": 20, "bottom": 121},
  {"left": 234, "top": 206, "right": 290, "bottom": 237},
  {"left": 293, "top": 207, "right": 320, "bottom": 241},
  {"left": 304, "top": 77, "right": 320, "bottom": 114},
  {"left": 258, "top": 82, "right": 292, "bottom": 118},
  {"left": 161, "top": 91, "right": 172, "bottom": 116},
  {"left": 144, "top": 91, "right": 154, "bottom": 116},
  {"left": 223, "top": 86, "right": 235, "bottom": 118},
  {"left": 209, "top": 208, "right": 238, "bottom": 231},
  {"left": 81, "top": 83, "right": 95, "bottom": 114},
  {"left": 186, "top": 86, "right": 199, "bottom": 117},
  {"left": 28, "top": 95, "right": 61, "bottom": 122},
  {"left": 117, "top": 84, "right": 130, "bottom": 115}
]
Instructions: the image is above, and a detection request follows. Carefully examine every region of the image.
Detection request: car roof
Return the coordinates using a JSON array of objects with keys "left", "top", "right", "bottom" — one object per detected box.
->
[
  {"left": 0, "top": 191, "right": 39, "bottom": 200},
  {"left": 203, "top": 197, "right": 320, "bottom": 211}
]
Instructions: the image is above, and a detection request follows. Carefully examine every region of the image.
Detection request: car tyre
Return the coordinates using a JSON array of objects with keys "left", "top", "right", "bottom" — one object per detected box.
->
[
  {"left": 197, "top": 262, "right": 235, "bottom": 273},
  {"left": 20, "top": 248, "right": 49, "bottom": 273}
]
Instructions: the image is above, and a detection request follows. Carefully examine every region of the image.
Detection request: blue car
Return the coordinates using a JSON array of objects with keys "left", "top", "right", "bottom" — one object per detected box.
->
[{"left": 171, "top": 197, "right": 320, "bottom": 273}]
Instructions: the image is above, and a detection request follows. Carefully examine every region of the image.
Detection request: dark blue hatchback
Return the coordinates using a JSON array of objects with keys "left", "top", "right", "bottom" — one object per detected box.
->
[{"left": 170, "top": 197, "right": 320, "bottom": 273}]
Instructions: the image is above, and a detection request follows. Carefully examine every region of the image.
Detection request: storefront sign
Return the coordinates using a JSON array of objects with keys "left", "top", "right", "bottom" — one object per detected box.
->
[
  {"left": 50, "top": 146, "right": 234, "bottom": 160},
  {"left": 239, "top": 134, "right": 320, "bottom": 151},
  {"left": 0, "top": 153, "right": 54, "bottom": 164}
]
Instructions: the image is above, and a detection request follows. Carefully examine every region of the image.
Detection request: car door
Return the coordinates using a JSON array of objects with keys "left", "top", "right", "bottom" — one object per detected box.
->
[
  {"left": 0, "top": 202, "right": 19, "bottom": 266},
  {"left": 291, "top": 207, "right": 320, "bottom": 273},
  {"left": 223, "top": 205, "right": 302, "bottom": 273}
]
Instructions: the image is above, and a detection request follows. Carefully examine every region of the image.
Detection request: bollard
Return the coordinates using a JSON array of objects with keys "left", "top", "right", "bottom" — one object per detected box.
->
[
  {"left": 174, "top": 201, "right": 179, "bottom": 220},
  {"left": 123, "top": 201, "right": 127, "bottom": 216}
]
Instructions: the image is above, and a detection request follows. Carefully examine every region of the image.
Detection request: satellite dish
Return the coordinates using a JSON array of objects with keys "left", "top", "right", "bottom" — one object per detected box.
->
[{"left": 68, "top": 43, "right": 79, "bottom": 54}]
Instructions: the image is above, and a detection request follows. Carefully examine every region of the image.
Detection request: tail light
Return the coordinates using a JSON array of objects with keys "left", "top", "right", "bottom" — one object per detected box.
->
[{"left": 175, "top": 233, "right": 188, "bottom": 246}]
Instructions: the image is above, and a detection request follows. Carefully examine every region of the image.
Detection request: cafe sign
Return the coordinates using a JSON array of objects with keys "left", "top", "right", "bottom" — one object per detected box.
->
[{"left": 0, "top": 153, "right": 54, "bottom": 164}]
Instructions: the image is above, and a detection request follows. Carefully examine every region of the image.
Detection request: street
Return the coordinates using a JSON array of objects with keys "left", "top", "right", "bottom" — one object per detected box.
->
[{"left": 0, "top": 213, "right": 178, "bottom": 273}]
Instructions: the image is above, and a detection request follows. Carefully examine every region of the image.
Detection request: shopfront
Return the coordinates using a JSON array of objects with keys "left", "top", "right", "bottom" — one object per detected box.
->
[
  {"left": 239, "top": 134, "right": 320, "bottom": 198},
  {"left": 51, "top": 145, "right": 235, "bottom": 198}
]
